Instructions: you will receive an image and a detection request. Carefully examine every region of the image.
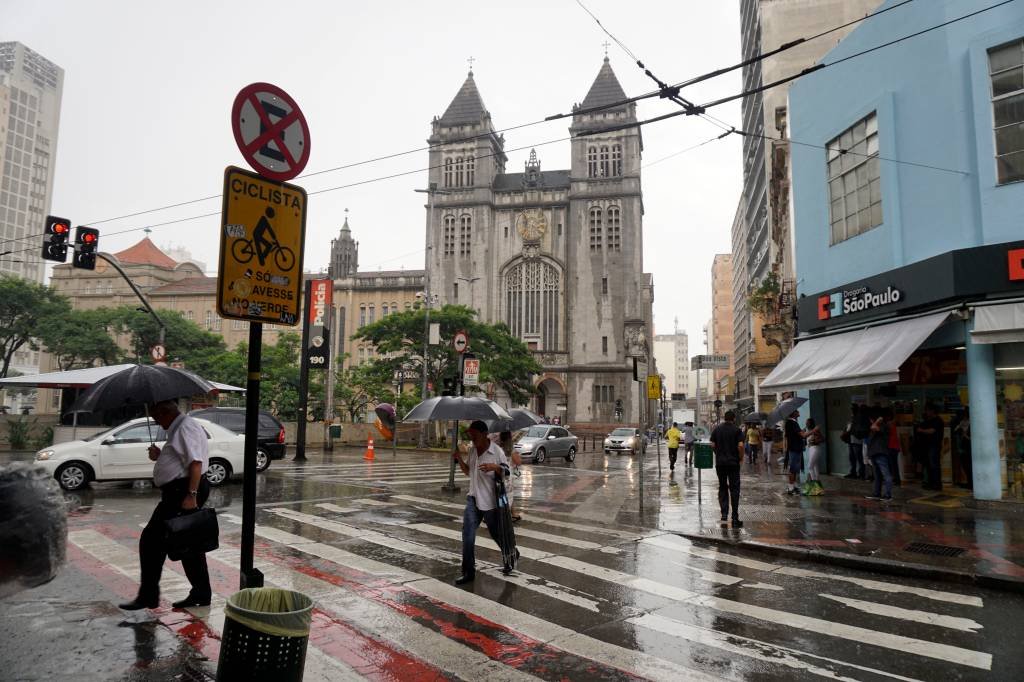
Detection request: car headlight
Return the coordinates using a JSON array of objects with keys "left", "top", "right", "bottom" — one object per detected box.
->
[
  {"left": 604, "top": 438, "right": 611, "bottom": 446},
  {"left": 518, "top": 443, "right": 533, "bottom": 452},
  {"left": 626, "top": 438, "right": 636, "bottom": 447},
  {"left": 36, "top": 450, "right": 54, "bottom": 461}
]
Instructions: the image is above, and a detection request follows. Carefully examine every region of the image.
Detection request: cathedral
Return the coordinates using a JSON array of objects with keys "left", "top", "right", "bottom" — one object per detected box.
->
[{"left": 425, "top": 58, "right": 654, "bottom": 425}]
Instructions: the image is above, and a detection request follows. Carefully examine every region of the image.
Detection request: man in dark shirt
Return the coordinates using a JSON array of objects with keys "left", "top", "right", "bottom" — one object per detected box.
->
[
  {"left": 918, "top": 404, "right": 945, "bottom": 490},
  {"left": 783, "top": 411, "right": 806, "bottom": 495},
  {"left": 710, "top": 411, "right": 746, "bottom": 528}
]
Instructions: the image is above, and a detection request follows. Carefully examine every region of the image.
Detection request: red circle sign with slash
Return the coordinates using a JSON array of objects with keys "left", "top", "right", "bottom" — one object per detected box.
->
[
  {"left": 231, "top": 82, "right": 311, "bottom": 182},
  {"left": 453, "top": 330, "right": 469, "bottom": 354}
]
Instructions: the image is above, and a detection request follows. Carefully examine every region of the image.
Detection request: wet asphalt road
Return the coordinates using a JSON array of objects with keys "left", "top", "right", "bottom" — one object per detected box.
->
[{"left": 3, "top": 448, "right": 1024, "bottom": 681}]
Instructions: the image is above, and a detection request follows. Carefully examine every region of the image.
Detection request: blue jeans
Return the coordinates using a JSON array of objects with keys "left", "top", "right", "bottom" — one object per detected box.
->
[
  {"left": 461, "top": 495, "right": 507, "bottom": 575},
  {"left": 871, "top": 453, "right": 893, "bottom": 498}
]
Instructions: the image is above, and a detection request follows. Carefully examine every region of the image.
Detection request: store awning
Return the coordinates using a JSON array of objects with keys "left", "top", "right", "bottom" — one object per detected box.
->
[
  {"left": 760, "top": 311, "right": 951, "bottom": 393},
  {"left": 971, "top": 302, "right": 1024, "bottom": 344},
  {"left": 0, "top": 364, "right": 243, "bottom": 392}
]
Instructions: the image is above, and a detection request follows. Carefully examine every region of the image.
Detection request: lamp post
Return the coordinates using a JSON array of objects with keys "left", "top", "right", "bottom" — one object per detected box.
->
[{"left": 414, "top": 184, "right": 451, "bottom": 447}]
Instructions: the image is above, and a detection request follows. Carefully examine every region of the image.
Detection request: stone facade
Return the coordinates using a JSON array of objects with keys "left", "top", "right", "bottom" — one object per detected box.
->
[{"left": 424, "top": 60, "right": 654, "bottom": 424}]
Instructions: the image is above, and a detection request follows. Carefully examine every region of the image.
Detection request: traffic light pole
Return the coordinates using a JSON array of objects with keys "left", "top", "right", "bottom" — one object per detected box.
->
[
  {"left": 295, "top": 280, "right": 312, "bottom": 461},
  {"left": 240, "top": 321, "right": 264, "bottom": 589},
  {"left": 441, "top": 353, "right": 464, "bottom": 493},
  {"left": 96, "top": 253, "right": 165, "bottom": 346}
]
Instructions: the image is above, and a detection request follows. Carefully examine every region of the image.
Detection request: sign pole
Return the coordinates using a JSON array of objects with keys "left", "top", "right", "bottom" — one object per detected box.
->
[
  {"left": 323, "top": 305, "right": 336, "bottom": 451},
  {"left": 240, "top": 322, "right": 265, "bottom": 589},
  {"left": 443, "top": 337, "right": 468, "bottom": 493},
  {"left": 295, "top": 280, "right": 312, "bottom": 461}
]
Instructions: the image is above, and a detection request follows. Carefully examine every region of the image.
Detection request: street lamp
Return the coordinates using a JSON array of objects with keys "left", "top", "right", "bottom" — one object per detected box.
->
[{"left": 414, "top": 184, "right": 452, "bottom": 447}]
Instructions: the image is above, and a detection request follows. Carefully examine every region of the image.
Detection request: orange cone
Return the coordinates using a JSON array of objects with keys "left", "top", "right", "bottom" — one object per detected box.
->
[{"left": 363, "top": 436, "right": 375, "bottom": 461}]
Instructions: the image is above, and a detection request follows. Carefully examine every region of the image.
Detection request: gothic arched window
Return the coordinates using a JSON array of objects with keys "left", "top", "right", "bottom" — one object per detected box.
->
[
  {"left": 587, "top": 146, "right": 598, "bottom": 178},
  {"left": 599, "top": 146, "right": 610, "bottom": 177},
  {"left": 589, "top": 207, "right": 603, "bottom": 251},
  {"left": 612, "top": 144, "right": 622, "bottom": 176},
  {"left": 607, "top": 205, "right": 621, "bottom": 251},
  {"left": 443, "top": 215, "right": 456, "bottom": 256},
  {"left": 455, "top": 157, "right": 464, "bottom": 187},
  {"left": 504, "top": 259, "right": 562, "bottom": 351},
  {"left": 459, "top": 214, "right": 472, "bottom": 257},
  {"left": 466, "top": 156, "right": 475, "bottom": 185},
  {"left": 443, "top": 158, "right": 453, "bottom": 188}
]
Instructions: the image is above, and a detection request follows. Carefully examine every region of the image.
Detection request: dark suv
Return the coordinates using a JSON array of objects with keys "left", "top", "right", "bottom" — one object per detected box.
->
[{"left": 189, "top": 407, "right": 286, "bottom": 472}]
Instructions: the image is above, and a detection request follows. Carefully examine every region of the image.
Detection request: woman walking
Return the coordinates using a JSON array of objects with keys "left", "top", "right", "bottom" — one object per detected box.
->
[
  {"left": 745, "top": 422, "right": 762, "bottom": 467},
  {"left": 804, "top": 417, "right": 825, "bottom": 495}
]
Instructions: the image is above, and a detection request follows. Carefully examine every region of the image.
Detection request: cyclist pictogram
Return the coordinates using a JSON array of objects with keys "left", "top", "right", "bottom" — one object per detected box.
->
[{"left": 230, "top": 206, "right": 296, "bottom": 270}]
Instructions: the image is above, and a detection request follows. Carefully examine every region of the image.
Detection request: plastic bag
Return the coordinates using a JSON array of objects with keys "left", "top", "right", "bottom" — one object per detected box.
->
[
  {"left": 224, "top": 588, "right": 313, "bottom": 637},
  {"left": 0, "top": 462, "right": 67, "bottom": 598}
]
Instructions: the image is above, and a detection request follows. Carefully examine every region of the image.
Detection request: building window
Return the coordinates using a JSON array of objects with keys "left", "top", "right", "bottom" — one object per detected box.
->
[
  {"left": 359, "top": 305, "right": 366, "bottom": 327},
  {"left": 504, "top": 259, "right": 562, "bottom": 350},
  {"left": 607, "top": 206, "right": 621, "bottom": 250},
  {"left": 602, "top": 336, "right": 608, "bottom": 355},
  {"left": 443, "top": 158, "right": 453, "bottom": 188},
  {"left": 382, "top": 304, "right": 388, "bottom": 317},
  {"left": 989, "top": 39, "right": 1024, "bottom": 184},
  {"left": 826, "top": 111, "right": 881, "bottom": 245},
  {"left": 466, "top": 155, "right": 475, "bottom": 185},
  {"left": 204, "top": 310, "right": 212, "bottom": 330},
  {"left": 587, "top": 146, "right": 598, "bottom": 178},
  {"left": 453, "top": 282, "right": 459, "bottom": 302},
  {"left": 599, "top": 146, "right": 610, "bottom": 177},
  {"left": 504, "top": 224, "right": 509, "bottom": 238},
  {"left": 443, "top": 214, "right": 456, "bottom": 256},
  {"left": 612, "top": 144, "right": 622, "bottom": 176},
  {"left": 186, "top": 310, "right": 194, "bottom": 321},
  {"left": 589, "top": 207, "right": 603, "bottom": 251},
  {"left": 602, "top": 276, "right": 608, "bottom": 295},
  {"left": 455, "top": 157, "right": 464, "bottom": 187},
  {"left": 405, "top": 301, "right": 412, "bottom": 310},
  {"left": 557, "top": 223, "right": 562, "bottom": 236},
  {"left": 459, "top": 214, "right": 472, "bottom": 257},
  {"left": 368, "top": 305, "right": 375, "bottom": 324},
  {"left": 592, "top": 384, "right": 616, "bottom": 403}
]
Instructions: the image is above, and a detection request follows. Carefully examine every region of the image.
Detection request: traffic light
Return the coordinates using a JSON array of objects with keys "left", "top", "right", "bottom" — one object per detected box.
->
[
  {"left": 41, "top": 215, "right": 71, "bottom": 262},
  {"left": 441, "top": 377, "right": 457, "bottom": 397},
  {"left": 72, "top": 226, "right": 99, "bottom": 270}
]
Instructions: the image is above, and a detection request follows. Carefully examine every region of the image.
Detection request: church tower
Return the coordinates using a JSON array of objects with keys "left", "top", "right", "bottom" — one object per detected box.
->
[{"left": 328, "top": 210, "right": 359, "bottom": 279}]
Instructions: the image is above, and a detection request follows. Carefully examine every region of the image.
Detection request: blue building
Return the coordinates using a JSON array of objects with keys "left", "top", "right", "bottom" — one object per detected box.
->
[{"left": 762, "top": 0, "right": 1024, "bottom": 500}]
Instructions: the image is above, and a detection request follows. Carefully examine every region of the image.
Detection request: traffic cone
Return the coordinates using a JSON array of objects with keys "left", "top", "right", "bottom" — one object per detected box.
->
[{"left": 363, "top": 436, "right": 375, "bottom": 461}]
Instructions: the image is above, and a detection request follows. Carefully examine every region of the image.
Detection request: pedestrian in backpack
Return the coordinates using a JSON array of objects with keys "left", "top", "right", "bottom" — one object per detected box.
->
[
  {"left": 804, "top": 417, "right": 825, "bottom": 495},
  {"left": 710, "top": 411, "right": 745, "bottom": 528},
  {"left": 783, "top": 411, "right": 806, "bottom": 495}
]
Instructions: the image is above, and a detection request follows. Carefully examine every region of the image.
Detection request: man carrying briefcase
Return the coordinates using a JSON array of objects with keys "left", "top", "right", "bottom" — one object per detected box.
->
[{"left": 120, "top": 400, "right": 213, "bottom": 611}]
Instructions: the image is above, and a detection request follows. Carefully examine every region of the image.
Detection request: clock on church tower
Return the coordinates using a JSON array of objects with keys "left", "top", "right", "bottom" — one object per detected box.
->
[{"left": 515, "top": 209, "right": 546, "bottom": 241}]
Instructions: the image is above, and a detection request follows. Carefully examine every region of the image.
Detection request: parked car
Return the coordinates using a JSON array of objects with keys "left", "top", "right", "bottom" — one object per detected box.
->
[
  {"left": 34, "top": 417, "right": 245, "bottom": 491},
  {"left": 189, "top": 407, "right": 286, "bottom": 472},
  {"left": 513, "top": 425, "right": 578, "bottom": 463},
  {"left": 604, "top": 427, "right": 647, "bottom": 456}
]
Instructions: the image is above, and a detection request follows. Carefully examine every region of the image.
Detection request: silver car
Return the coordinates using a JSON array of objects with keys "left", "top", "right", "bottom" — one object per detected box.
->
[
  {"left": 604, "top": 427, "right": 648, "bottom": 456},
  {"left": 513, "top": 425, "right": 578, "bottom": 463}
]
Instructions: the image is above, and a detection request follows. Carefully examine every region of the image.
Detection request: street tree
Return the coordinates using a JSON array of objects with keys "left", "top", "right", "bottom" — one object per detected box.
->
[
  {"left": 0, "top": 276, "right": 71, "bottom": 378},
  {"left": 37, "top": 309, "right": 123, "bottom": 371},
  {"left": 332, "top": 355, "right": 392, "bottom": 423},
  {"left": 352, "top": 305, "right": 541, "bottom": 405}
]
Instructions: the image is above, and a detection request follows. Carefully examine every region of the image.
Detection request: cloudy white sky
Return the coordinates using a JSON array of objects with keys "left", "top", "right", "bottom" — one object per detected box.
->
[{"left": 4, "top": 0, "right": 743, "bottom": 351}]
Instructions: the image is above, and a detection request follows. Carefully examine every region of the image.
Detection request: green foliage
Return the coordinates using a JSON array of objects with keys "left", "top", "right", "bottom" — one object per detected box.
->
[
  {"left": 37, "top": 308, "right": 123, "bottom": 371},
  {"left": 32, "top": 425, "right": 54, "bottom": 449},
  {"left": 352, "top": 305, "right": 541, "bottom": 405},
  {"left": 256, "top": 332, "right": 304, "bottom": 420},
  {"left": 6, "top": 415, "right": 34, "bottom": 450},
  {"left": 0, "top": 276, "right": 71, "bottom": 378},
  {"left": 748, "top": 272, "right": 781, "bottom": 316},
  {"left": 332, "top": 355, "right": 392, "bottom": 422}
]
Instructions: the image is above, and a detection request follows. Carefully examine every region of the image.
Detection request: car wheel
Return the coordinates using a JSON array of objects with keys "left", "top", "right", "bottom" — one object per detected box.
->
[
  {"left": 205, "top": 459, "right": 232, "bottom": 486},
  {"left": 534, "top": 447, "right": 547, "bottom": 464},
  {"left": 256, "top": 448, "right": 270, "bottom": 472},
  {"left": 566, "top": 446, "right": 576, "bottom": 462},
  {"left": 56, "top": 462, "right": 91, "bottom": 491}
]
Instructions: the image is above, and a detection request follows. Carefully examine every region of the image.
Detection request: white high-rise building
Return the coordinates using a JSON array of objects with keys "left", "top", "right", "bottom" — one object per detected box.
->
[{"left": 653, "top": 319, "right": 688, "bottom": 398}]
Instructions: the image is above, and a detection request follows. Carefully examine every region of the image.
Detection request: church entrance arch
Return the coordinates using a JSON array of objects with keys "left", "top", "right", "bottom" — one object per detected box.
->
[{"left": 535, "top": 377, "right": 566, "bottom": 422}]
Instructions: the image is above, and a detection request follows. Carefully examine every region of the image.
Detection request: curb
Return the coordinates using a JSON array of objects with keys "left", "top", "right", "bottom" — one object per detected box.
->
[{"left": 674, "top": 531, "right": 1024, "bottom": 594}]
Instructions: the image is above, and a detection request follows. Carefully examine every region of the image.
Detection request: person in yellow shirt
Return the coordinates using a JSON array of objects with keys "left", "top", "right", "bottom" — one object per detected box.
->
[
  {"left": 666, "top": 422, "right": 683, "bottom": 471},
  {"left": 745, "top": 423, "right": 763, "bottom": 466}
]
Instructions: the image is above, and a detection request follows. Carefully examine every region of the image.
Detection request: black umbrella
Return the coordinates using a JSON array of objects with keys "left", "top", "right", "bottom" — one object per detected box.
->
[
  {"left": 767, "top": 396, "right": 808, "bottom": 426},
  {"left": 743, "top": 411, "right": 768, "bottom": 424},
  {"left": 70, "top": 364, "right": 218, "bottom": 413},
  {"left": 486, "top": 407, "right": 543, "bottom": 433},
  {"left": 402, "top": 396, "right": 511, "bottom": 423}
]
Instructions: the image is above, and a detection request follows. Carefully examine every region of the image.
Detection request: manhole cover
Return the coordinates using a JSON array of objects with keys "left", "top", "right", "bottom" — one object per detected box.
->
[{"left": 903, "top": 541, "right": 967, "bottom": 558}]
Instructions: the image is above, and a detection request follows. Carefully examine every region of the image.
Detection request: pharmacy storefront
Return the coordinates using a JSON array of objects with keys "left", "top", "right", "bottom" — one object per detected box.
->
[{"left": 761, "top": 240, "right": 1024, "bottom": 501}]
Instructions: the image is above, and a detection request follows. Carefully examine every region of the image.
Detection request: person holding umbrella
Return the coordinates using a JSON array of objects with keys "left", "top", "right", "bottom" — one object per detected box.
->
[
  {"left": 119, "top": 399, "right": 212, "bottom": 610},
  {"left": 453, "top": 420, "right": 518, "bottom": 585}
]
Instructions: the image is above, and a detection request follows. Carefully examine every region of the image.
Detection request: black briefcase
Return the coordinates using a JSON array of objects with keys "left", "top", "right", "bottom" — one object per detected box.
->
[{"left": 164, "top": 507, "right": 219, "bottom": 561}]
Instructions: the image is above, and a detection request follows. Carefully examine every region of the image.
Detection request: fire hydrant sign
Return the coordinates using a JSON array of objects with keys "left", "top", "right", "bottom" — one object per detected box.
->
[{"left": 217, "top": 165, "right": 306, "bottom": 325}]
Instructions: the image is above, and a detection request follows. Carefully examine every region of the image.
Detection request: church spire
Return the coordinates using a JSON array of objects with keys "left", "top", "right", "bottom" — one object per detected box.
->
[
  {"left": 438, "top": 69, "right": 490, "bottom": 126},
  {"left": 329, "top": 208, "right": 358, "bottom": 279},
  {"left": 580, "top": 56, "right": 628, "bottom": 112}
]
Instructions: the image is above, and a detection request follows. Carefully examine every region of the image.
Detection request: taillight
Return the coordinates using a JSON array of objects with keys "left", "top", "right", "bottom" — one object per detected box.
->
[{"left": 277, "top": 427, "right": 285, "bottom": 444}]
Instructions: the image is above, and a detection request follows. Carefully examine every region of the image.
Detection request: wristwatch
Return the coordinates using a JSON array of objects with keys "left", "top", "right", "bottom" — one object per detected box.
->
[{"left": 189, "top": 490, "right": 198, "bottom": 497}]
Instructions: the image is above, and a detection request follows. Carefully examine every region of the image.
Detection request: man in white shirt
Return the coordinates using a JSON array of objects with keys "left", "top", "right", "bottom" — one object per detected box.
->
[
  {"left": 453, "top": 420, "right": 517, "bottom": 585},
  {"left": 119, "top": 400, "right": 212, "bottom": 611}
]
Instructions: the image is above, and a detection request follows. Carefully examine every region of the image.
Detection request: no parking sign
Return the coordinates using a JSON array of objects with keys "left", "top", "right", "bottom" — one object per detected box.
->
[{"left": 231, "top": 82, "right": 311, "bottom": 181}]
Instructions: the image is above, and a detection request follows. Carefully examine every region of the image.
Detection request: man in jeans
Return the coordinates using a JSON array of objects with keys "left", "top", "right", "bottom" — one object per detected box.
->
[
  {"left": 867, "top": 410, "right": 894, "bottom": 501},
  {"left": 918, "top": 403, "right": 945, "bottom": 490},
  {"left": 453, "top": 420, "right": 517, "bottom": 585},
  {"left": 783, "top": 411, "right": 806, "bottom": 495},
  {"left": 710, "top": 411, "right": 745, "bottom": 528}
]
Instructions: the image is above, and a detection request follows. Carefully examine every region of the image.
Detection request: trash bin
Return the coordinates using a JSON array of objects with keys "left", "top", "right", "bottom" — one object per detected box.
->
[
  {"left": 694, "top": 442, "right": 714, "bottom": 469},
  {"left": 329, "top": 424, "right": 342, "bottom": 439},
  {"left": 216, "top": 588, "right": 314, "bottom": 682}
]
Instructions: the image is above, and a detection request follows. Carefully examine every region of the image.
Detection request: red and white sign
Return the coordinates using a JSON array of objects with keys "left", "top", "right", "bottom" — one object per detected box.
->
[
  {"left": 306, "top": 279, "right": 332, "bottom": 369},
  {"left": 462, "top": 357, "right": 480, "bottom": 386},
  {"left": 453, "top": 330, "right": 469, "bottom": 354},
  {"left": 231, "top": 82, "right": 311, "bottom": 182},
  {"left": 150, "top": 344, "right": 166, "bottom": 364}
]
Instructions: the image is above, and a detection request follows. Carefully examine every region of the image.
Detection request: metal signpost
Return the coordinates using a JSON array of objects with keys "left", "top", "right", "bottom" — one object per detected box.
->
[
  {"left": 443, "top": 331, "right": 470, "bottom": 493},
  {"left": 647, "top": 374, "right": 661, "bottom": 476},
  {"left": 220, "top": 82, "right": 310, "bottom": 590}
]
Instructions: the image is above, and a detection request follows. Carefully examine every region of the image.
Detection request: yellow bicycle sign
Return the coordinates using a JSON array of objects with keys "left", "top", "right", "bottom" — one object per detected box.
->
[{"left": 217, "top": 166, "right": 306, "bottom": 325}]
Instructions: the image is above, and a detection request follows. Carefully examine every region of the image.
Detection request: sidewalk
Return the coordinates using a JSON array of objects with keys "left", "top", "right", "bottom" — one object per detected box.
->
[{"left": 649, "top": 459, "right": 1024, "bottom": 592}]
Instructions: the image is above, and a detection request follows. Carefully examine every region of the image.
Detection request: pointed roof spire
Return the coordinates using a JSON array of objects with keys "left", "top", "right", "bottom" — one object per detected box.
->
[
  {"left": 581, "top": 56, "right": 628, "bottom": 111},
  {"left": 439, "top": 69, "right": 490, "bottom": 126},
  {"left": 341, "top": 207, "right": 350, "bottom": 233}
]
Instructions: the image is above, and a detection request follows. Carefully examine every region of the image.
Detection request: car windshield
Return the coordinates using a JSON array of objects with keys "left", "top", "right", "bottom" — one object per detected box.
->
[
  {"left": 524, "top": 426, "right": 548, "bottom": 438},
  {"left": 83, "top": 420, "right": 157, "bottom": 442},
  {"left": 611, "top": 428, "right": 635, "bottom": 436}
]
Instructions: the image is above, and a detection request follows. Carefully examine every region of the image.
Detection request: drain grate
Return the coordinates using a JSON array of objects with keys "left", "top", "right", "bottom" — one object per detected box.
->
[{"left": 903, "top": 541, "right": 967, "bottom": 558}]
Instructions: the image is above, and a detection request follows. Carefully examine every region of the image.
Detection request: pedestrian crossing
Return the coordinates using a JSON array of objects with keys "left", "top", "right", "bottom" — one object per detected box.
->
[
  {"left": 271, "top": 459, "right": 564, "bottom": 488},
  {"left": 66, "top": 489, "right": 1005, "bottom": 680}
]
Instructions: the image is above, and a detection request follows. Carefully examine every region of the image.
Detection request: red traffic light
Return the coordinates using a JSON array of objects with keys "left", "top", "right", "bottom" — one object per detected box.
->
[
  {"left": 54, "top": 223, "right": 69, "bottom": 235},
  {"left": 82, "top": 232, "right": 96, "bottom": 244}
]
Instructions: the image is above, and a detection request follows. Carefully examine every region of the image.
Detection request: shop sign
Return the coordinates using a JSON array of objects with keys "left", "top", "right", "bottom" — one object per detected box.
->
[
  {"left": 898, "top": 349, "right": 966, "bottom": 385},
  {"left": 818, "top": 285, "right": 902, "bottom": 321}
]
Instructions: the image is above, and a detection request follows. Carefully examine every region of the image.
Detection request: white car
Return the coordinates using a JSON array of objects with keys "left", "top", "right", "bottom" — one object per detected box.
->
[{"left": 34, "top": 417, "right": 245, "bottom": 491}]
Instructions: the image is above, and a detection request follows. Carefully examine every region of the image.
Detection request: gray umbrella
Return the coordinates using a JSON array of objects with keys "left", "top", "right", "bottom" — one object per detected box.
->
[
  {"left": 486, "top": 407, "right": 543, "bottom": 433},
  {"left": 767, "top": 396, "right": 808, "bottom": 426},
  {"left": 743, "top": 411, "right": 768, "bottom": 424},
  {"left": 402, "top": 396, "right": 511, "bottom": 423},
  {"left": 70, "top": 364, "right": 218, "bottom": 413}
]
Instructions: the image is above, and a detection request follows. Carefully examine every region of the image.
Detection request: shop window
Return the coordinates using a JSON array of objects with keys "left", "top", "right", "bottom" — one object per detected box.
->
[
  {"left": 989, "top": 38, "right": 1024, "bottom": 184},
  {"left": 826, "top": 111, "right": 881, "bottom": 245}
]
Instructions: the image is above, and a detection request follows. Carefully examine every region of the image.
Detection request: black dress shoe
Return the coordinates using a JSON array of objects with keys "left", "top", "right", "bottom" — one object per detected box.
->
[
  {"left": 119, "top": 597, "right": 159, "bottom": 610},
  {"left": 172, "top": 595, "right": 212, "bottom": 609},
  {"left": 454, "top": 574, "right": 475, "bottom": 585},
  {"left": 732, "top": 519, "right": 744, "bottom": 528}
]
